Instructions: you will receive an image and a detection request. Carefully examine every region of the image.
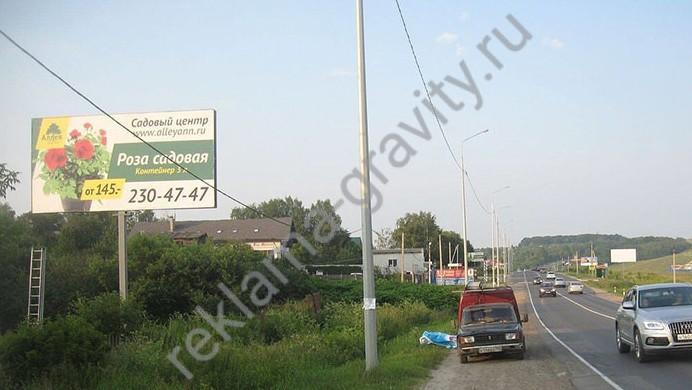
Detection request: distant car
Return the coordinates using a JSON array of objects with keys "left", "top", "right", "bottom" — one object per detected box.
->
[
  {"left": 568, "top": 281, "right": 584, "bottom": 294},
  {"left": 546, "top": 272, "right": 556, "bottom": 280},
  {"left": 533, "top": 277, "right": 543, "bottom": 285},
  {"left": 554, "top": 278, "right": 566, "bottom": 288},
  {"left": 539, "top": 282, "right": 557, "bottom": 297},
  {"left": 615, "top": 283, "right": 692, "bottom": 362}
]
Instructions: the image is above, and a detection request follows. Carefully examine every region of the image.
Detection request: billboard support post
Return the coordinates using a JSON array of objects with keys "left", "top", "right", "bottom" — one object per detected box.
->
[{"left": 118, "top": 211, "right": 128, "bottom": 300}]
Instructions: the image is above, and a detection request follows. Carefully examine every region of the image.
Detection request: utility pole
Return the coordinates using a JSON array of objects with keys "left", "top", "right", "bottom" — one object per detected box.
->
[
  {"left": 503, "top": 233, "right": 508, "bottom": 284},
  {"left": 576, "top": 250, "right": 579, "bottom": 276},
  {"left": 400, "top": 232, "right": 405, "bottom": 283},
  {"left": 448, "top": 242, "right": 452, "bottom": 267},
  {"left": 438, "top": 234, "right": 443, "bottom": 274},
  {"left": 491, "top": 203, "right": 496, "bottom": 287},
  {"left": 673, "top": 250, "right": 677, "bottom": 283},
  {"left": 355, "top": 0, "right": 377, "bottom": 370},
  {"left": 495, "top": 215, "right": 501, "bottom": 286},
  {"left": 460, "top": 129, "right": 488, "bottom": 286},
  {"left": 428, "top": 241, "right": 432, "bottom": 284}
]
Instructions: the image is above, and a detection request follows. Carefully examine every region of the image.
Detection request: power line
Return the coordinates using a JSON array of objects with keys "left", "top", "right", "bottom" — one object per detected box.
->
[
  {"left": 393, "top": 0, "right": 461, "bottom": 170},
  {"left": 392, "top": 1, "right": 490, "bottom": 214},
  {"left": 0, "top": 29, "right": 291, "bottom": 227},
  {"left": 465, "top": 170, "right": 490, "bottom": 215}
]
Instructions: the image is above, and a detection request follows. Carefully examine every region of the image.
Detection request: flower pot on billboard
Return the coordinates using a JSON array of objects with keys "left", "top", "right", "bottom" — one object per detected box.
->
[{"left": 61, "top": 198, "right": 93, "bottom": 212}]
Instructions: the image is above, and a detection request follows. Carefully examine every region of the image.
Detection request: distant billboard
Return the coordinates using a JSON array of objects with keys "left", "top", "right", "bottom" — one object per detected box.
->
[
  {"left": 611, "top": 249, "right": 637, "bottom": 263},
  {"left": 31, "top": 109, "right": 216, "bottom": 213}
]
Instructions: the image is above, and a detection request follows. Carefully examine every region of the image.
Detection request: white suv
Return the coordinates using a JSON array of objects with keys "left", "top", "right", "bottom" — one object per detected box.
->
[{"left": 546, "top": 271, "right": 556, "bottom": 280}]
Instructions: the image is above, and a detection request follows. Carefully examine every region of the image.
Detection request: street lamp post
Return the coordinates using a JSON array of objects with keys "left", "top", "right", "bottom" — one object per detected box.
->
[
  {"left": 428, "top": 241, "right": 432, "bottom": 284},
  {"left": 460, "top": 129, "right": 488, "bottom": 286},
  {"left": 490, "top": 186, "right": 510, "bottom": 287},
  {"left": 355, "top": 0, "right": 377, "bottom": 370}
]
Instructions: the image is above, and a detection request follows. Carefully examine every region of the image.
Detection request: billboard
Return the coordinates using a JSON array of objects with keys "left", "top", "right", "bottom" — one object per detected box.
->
[
  {"left": 31, "top": 109, "right": 216, "bottom": 213},
  {"left": 611, "top": 249, "right": 637, "bottom": 263}
]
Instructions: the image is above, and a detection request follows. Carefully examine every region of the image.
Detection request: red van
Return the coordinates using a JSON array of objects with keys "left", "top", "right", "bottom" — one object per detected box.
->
[{"left": 456, "top": 282, "right": 528, "bottom": 363}]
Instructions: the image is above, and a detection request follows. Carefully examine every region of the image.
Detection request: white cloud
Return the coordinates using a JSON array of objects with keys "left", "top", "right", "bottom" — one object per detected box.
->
[
  {"left": 542, "top": 37, "right": 565, "bottom": 49},
  {"left": 456, "top": 45, "right": 465, "bottom": 57},
  {"left": 435, "top": 32, "right": 458, "bottom": 45},
  {"left": 327, "top": 67, "right": 353, "bottom": 78},
  {"left": 459, "top": 12, "right": 470, "bottom": 22}
]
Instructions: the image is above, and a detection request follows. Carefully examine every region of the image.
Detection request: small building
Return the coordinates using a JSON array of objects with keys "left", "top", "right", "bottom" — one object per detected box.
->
[
  {"left": 372, "top": 248, "right": 425, "bottom": 276},
  {"left": 130, "top": 216, "right": 296, "bottom": 259}
]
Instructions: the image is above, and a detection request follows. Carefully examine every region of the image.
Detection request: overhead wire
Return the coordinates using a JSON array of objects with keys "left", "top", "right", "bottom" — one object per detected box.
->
[
  {"left": 393, "top": 0, "right": 490, "bottom": 215},
  {"left": 0, "top": 29, "right": 291, "bottom": 227}
]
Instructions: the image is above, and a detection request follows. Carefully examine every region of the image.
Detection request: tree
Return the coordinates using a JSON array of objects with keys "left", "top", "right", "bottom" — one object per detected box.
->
[
  {"left": 374, "top": 228, "right": 396, "bottom": 249},
  {"left": 0, "top": 163, "right": 20, "bottom": 199},
  {"left": 126, "top": 210, "right": 157, "bottom": 231},
  {"left": 440, "top": 230, "right": 474, "bottom": 263},
  {"left": 230, "top": 196, "right": 360, "bottom": 264},
  {"left": 0, "top": 204, "right": 33, "bottom": 331},
  {"left": 390, "top": 211, "right": 472, "bottom": 266}
]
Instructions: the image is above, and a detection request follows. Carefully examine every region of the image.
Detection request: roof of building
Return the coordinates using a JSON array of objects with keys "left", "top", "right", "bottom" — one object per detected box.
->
[
  {"left": 373, "top": 248, "right": 425, "bottom": 255},
  {"left": 130, "top": 217, "right": 294, "bottom": 242}
]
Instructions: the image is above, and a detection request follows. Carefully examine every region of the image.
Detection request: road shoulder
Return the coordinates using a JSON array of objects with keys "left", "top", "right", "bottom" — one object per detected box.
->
[{"left": 422, "top": 278, "right": 580, "bottom": 390}]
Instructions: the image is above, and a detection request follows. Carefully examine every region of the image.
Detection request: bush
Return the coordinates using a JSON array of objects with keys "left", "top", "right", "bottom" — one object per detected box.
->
[
  {"left": 71, "top": 292, "right": 147, "bottom": 338},
  {"left": 253, "top": 301, "right": 319, "bottom": 344},
  {"left": 0, "top": 315, "right": 108, "bottom": 384},
  {"left": 313, "top": 278, "right": 459, "bottom": 312}
]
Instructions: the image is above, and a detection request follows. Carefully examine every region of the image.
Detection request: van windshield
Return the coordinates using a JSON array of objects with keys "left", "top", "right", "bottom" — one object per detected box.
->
[{"left": 462, "top": 305, "right": 517, "bottom": 325}]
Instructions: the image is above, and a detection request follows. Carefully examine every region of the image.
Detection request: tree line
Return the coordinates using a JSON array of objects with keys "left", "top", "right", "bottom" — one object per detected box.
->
[{"left": 512, "top": 234, "right": 691, "bottom": 270}]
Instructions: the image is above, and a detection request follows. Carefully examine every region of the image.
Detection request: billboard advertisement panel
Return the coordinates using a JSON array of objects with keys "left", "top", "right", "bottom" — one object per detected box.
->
[
  {"left": 31, "top": 109, "right": 216, "bottom": 213},
  {"left": 611, "top": 249, "right": 637, "bottom": 263}
]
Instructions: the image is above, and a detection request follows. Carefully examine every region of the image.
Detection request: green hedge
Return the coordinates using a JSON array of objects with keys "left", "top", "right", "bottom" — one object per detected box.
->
[{"left": 312, "top": 278, "right": 460, "bottom": 312}]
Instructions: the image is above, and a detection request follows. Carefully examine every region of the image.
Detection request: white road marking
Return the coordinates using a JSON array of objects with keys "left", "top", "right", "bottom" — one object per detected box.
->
[
  {"left": 556, "top": 291, "right": 616, "bottom": 320},
  {"left": 523, "top": 272, "right": 623, "bottom": 390}
]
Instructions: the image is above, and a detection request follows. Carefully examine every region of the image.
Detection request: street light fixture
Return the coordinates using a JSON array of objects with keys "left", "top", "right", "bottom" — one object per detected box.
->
[{"left": 460, "top": 129, "right": 489, "bottom": 286}]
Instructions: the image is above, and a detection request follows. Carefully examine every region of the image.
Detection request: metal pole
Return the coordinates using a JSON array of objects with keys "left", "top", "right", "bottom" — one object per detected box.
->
[
  {"left": 438, "top": 234, "right": 443, "bottom": 273},
  {"left": 400, "top": 232, "right": 405, "bottom": 283},
  {"left": 502, "top": 233, "right": 506, "bottom": 284},
  {"left": 428, "top": 241, "right": 432, "bottom": 284},
  {"left": 460, "top": 148, "right": 470, "bottom": 286},
  {"left": 495, "top": 214, "right": 500, "bottom": 286},
  {"left": 491, "top": 203, "right": 495, "bottom": 287},
  {"left": 673, "top": 250, "right": 676, "bottom": 283},
  {"left": 117, "top": 211, "right": 128, "bottom": 300},
  {"left": 355, "top": 0, "right": 378, "bottom": 370}
]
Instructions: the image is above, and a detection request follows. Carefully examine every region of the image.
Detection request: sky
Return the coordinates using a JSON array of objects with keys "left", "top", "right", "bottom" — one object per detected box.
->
[{"left": 1, "top": 0, "right": 691, "bottom": 247}]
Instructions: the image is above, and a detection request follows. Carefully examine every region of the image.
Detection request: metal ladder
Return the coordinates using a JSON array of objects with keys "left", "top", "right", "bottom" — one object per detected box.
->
[{"left": 27, "top": 247, "right": 46, "bottom": 323}]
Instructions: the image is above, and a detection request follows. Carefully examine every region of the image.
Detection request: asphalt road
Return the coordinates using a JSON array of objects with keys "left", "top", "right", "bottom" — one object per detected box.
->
[{"left": 424, "top": 271, "right": 692, "bottom": 389}]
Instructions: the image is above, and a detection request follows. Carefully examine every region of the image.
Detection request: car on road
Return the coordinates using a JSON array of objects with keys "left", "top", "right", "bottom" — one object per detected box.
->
[
  {"left": 539, "top": 282, "right": 557, "bottom": 297},
  {"left": 615, "top": 283, "right": 692, "bottom": 362},
  {"left": 554, "top": 278, "right": 566, "bottom": 288},
  {"left": 458, "top": 302, "right": 527, "bottom": 363},
  {"left": 567, "top": 281, "right": 584, "bottom": 294},
  {"left": 546, "top": 271, "right": 556, "bottom": 280},
  {"left": 456, "top": 284, "right": 528, "bottom": 363},
  {"left": 533, "top": 277, "right": 543, "bottom": 285}
]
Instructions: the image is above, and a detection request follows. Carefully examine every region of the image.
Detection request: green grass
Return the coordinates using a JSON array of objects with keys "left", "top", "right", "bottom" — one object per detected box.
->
[
  {"left": 13, "top": 302, "right": 453, "bottom": 390},
  {"left": 274, "top": 318, "right": 452, "bottom": 389},
  {"left": 617, "top": 249, "right": 692, "bottom": 276},
  {"left": 562, "top": 249, "right": 692, "bottom": 294}
]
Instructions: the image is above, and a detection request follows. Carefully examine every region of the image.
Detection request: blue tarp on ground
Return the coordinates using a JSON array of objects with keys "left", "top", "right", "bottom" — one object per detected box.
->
[{"left": 419, "top": 331, "right": 458, "bottom": 349}]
